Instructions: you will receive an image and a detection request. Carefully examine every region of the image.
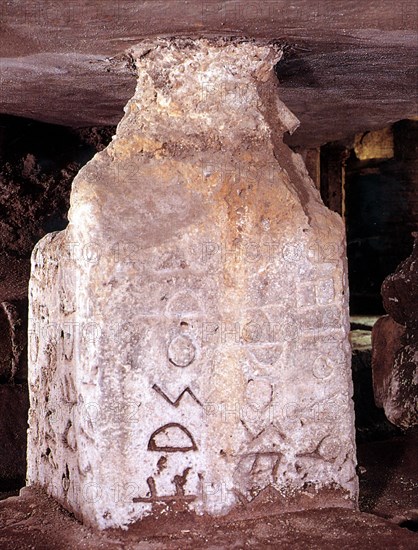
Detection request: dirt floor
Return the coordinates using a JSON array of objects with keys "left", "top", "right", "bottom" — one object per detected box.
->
[
  {"left": 357, "top": 428, "right": 418, "bottom": 520},
  {"left": 0, "top": 429, "right": 417, "bottom": 549},
  {"left": 0, "top": 487, "right": 417, "bottom": 550}
]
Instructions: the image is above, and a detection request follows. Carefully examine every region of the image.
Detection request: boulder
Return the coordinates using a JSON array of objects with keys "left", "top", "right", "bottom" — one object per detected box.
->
[
  {"left": 371, "top": 315, "right": 406, "bottom": 409},
  {"left": 375, "top": 235, "right": 418, "bottom": 428}
]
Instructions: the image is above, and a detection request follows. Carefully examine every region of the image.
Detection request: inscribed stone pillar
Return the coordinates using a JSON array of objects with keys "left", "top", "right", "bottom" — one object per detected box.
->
[{"left": 27, "top": 38, "right": 358, "bottom": 529}]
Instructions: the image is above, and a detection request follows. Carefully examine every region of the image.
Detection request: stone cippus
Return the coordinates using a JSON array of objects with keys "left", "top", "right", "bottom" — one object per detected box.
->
[{"left": 27, "top": 38, "right": 357, "bottom": 529}]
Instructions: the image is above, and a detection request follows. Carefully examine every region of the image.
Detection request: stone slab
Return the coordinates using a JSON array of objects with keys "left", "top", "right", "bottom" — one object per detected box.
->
[{"left": 1, "top": 2, "right": 417, "bottom": 147}]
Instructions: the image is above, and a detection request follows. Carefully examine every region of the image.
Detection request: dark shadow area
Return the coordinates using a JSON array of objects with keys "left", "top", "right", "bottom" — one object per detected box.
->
[
  {"left": 351, "top": 350, "right": 401, "bottom": 444},
  {"left": 345, "top": 120, "right": 418, "bottom": 315},
  {"left": 275, "top": 48, "right": 320, "bottom": 88},
  {"left": 351, "top": 350, "right": 414, "bottom": 520}
]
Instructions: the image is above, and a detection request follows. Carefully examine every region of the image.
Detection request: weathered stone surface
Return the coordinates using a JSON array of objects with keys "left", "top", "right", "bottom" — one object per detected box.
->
[
  {"left": 371, "top": 316, "right": 406, "bottom": 409},
  {"left": 27, "top": 38, "right": 357, "bottom": 530}
]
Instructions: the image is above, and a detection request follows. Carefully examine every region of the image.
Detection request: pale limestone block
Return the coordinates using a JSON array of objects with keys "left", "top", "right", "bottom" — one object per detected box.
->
[{"left": 27, "top": 38, "right": 358, "bottom": 529}]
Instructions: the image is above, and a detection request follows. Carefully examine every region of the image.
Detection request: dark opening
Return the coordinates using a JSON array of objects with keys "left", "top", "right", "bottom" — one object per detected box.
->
[{"left": 345, "top": 120, "right": 417, "bottom": 315}]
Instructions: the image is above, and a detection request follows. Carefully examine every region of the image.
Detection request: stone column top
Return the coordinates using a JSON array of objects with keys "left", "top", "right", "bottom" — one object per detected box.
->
[{"left": 111, "top": 37, "right": 296, "bottom": 151}]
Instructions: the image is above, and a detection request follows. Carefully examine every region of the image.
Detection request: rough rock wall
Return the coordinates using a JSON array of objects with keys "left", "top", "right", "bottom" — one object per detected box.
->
[{"left": 27, "top": 38, "right": 358, "bottom": 530}]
